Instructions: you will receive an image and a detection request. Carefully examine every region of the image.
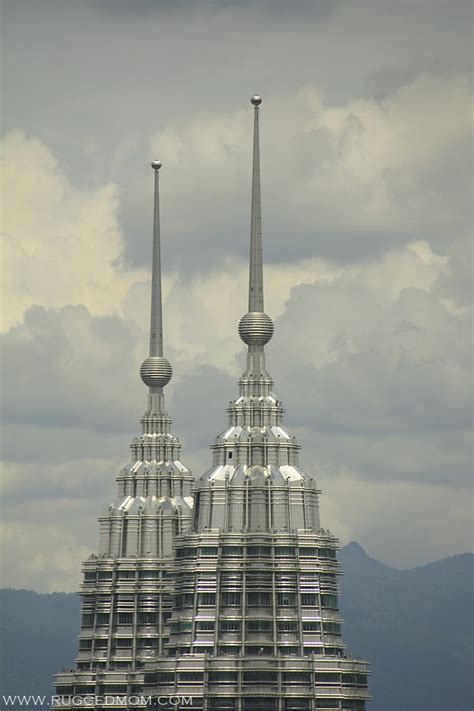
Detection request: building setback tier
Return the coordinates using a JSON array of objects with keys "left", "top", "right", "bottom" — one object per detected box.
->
[{"left": 53, "top": 97, "right": 370, "bottom": 710}]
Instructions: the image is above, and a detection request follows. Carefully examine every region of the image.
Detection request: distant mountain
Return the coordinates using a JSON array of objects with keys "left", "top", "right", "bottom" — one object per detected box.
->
[
  {"left": 0, "top": 589, "right": 80, "bottom": 701},
  {"left": 0, "top": 545, "right": 472, "bottom": 711},
  {"left": 339, "top": 543, "right": 474, "bottom": 711}
]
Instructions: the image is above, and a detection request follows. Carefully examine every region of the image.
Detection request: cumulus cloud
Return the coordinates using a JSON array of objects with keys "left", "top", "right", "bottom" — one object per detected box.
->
[
  {"left": 0, "top": 131, "right": 146, "bottom": 331},
  {"left": 146, "top": 75, "right": 472, "bottom": 268},
  {"left": 0, "top": 1, "right": 472, "bottom": 589},
  {"left": 0, "top": 520, "right": 91, "bottom": 593},
  {"left": 320, "top": 475, "right": 473, "bottom": 569}
]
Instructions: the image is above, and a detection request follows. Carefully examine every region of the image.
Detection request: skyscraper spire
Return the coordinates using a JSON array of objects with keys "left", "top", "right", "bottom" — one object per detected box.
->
[
  {"left": 249, "top": 94, "right": 264, "bottom": 313},
  {"left": 140, "top": 160, "right": 172, "bottom": 413},
  {"left": 238, "top": 95, "right": 274, "bottom": 375},
  {"left": 150, "top": 159, "right": 164, "bottom": 357},
  {"left": 55, "top": 99, "right": 370, "bottom": 711}
]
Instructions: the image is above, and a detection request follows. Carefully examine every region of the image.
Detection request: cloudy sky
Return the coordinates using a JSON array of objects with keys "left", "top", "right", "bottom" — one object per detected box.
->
[{"left": 1, "top": 0, "right": 472, "bottom": 592}]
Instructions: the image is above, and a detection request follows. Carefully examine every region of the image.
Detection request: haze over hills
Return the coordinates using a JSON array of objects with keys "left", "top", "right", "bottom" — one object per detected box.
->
[
  {"left": 0, "top": 543, "right": 472, "bottom": 711},
  {"left": 338, "top": 543, "right": 473, "bottom": 711}
]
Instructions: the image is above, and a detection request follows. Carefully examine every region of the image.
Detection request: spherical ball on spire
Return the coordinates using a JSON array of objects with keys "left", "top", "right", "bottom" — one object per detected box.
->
[
  {"left": 151, "top": 160, "right": 162, "bottom": 171},
  {"left": 140, "top": 356, "right": 172, "bottom": 388},
  {"left": 238, "top": 311, "right": 274, "bottom": 346},
  {"left": 251, "top": 95, "right": 262, "bottom": 106}
]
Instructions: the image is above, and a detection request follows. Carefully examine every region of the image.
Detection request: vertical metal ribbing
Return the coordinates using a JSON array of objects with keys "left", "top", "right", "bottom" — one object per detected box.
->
[
  {"left": 248, "top": 101, "right": 264, "bottom": 314},
  {"left": 132, "top": 584, "right": 138, "bottom": 671},
  {"left": 150, "top": 165, "right": 164, "bottom": 358}
]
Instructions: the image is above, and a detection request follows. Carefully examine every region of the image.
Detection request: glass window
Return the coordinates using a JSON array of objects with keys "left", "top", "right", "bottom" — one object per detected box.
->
[
  {"left": 303, "top": 621, "right": 321, "bottom": 632},
  {"left": 103, "top": 685, "right": 127, "bottom": 693},
  {"left": 138, "top": 613, "right": 157, "bottom": 625},
  {"left": 283, "top": 672, "right": 311, "bottom": 683},
  {"left": 299, "top": 547, "right": 318, "bottom": 557},
  {"left": 137, "top": 638, "right": 157, "bottom": 648},
  {"left": 320, "top": 595, "right": 338, "bottom": 610},
  {"left": 222, "top": 592, "right": 241, "bottom": 606},
  {"left": 278, "top": 621, "right": 297, "bottom": 632},
  {"left": 222, "top": 546, "right": 243, "bottom": 557},
  {"left": 247, "top": 546, "right": 271, "bottom": 557},
  {"left": 243, "top": 700, "right": 276, "bottom": 711},
  {"left": 155, "top": 672, "right": 174, "bottom": 683},
  {"left": 196, "top": 621, "right": 215, "bottom": 631},
  {"left": 247, "top": 620, "right": 272, "bottom": 632},
  {"left": 323, "top": 622, "right": 341, "bottom": 634},
  {"left": 176, "top": 593, "right": 194, "bottom": 608},
  {"left": 315, "top": 673, "right": 340, "bottom": 684},
  {"left": 210, "top": 699, "right": 236, "bottom": 709},
  {"left": 274, "top": 547, "right": 296, "bottom": 557},
  {"left": 320, "top": 574, "right": 337, "bottom": 584},
  {"left": 277, "top": 593, "right": 296, "bottom": 606},
  {"left": 117, "top": 613, "right": 132, "bottom": 624},
  {"left": 278, "top": 646, "right": 299, "bottom": 655},
  {"left": 247, "top": 592, "right": 271, "bottom": 607},
  {"left": 177, "top": 547, "right": 197, "bottom": 558},
  {"left": 209, "top": 671, "right": 238, "bottom": 682},
  {"left": 178, "top": 672, "right": 204, "bottom": 682},
  {"left": 116, "top": 638, "right": 132, "bottom": 648},
  {"left": 218, "top": 645, "right": 240, "bottom": 655},
  {"left": 220, "top": 620, "right": 241, "bottom": 632},
  {"left": 245, "top": 645, "right": 273, "bottom": 655},
  {"left": 318, "top": 548, "right": 337, "bottom": 559},
  {"left": 200, "top": 547, "right": 218, "bottom": 556},
  {"left": 301, "top": 594, "right": 318, "bottom": 606},
  {"left": 198, "top": 593, "right": 216, "bottom": 606},
  {"left": 243, "top": 671, "right": 277, "bottom": 683}
]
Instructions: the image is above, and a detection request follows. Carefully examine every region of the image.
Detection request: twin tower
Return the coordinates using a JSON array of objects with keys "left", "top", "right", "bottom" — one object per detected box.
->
[{"left": 54, "top": 97, "right": 370, "bottom": 711}]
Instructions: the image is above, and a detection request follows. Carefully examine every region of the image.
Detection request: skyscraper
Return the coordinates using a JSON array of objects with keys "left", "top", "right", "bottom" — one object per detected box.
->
[
  {"left": 54, "top": 160, "right": 194, "bottom": 700},
  {"left": 54, "top": 97, "right": 370, "bottom": 711}
]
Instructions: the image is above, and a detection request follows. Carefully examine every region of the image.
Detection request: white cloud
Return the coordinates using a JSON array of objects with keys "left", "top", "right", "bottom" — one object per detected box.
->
[
  {"left": 320, "top": 474, "right": 473, "bottom": 569},
  {"left": 147, "top": 75, "right": 472, "bottom": 266},
  {"left": 0, "top": 61, "right": 472, "bottom": 589},
  {"left": 0, "top": 130, "right": 146, "bottom": 332},
  {"left": 0, "top": 520, "right": 90, "bottom": 593}
]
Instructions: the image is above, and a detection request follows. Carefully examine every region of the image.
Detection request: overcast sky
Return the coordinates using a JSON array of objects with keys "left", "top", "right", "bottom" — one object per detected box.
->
[{"left": 1, "top": 0, "right": 472, "bottom": 592}]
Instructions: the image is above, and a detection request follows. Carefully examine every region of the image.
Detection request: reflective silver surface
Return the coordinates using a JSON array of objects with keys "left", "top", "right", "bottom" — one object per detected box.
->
[{"left": 54, "top": 98, "right": 370, "bottom": 710}]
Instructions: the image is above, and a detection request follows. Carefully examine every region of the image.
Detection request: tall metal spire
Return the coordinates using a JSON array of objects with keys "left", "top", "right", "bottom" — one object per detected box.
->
[
  {"left": 140, "top": 160, "right": 172, "bottom": 412},
  {"left": 249, "top": 95, "right": 264, "bottom": 313},
  {"left": 150, "top": 159, "right": 164, "bottom": 357},
  {"left": 238, "top": 96, "right": 274, "bottom": 372}
]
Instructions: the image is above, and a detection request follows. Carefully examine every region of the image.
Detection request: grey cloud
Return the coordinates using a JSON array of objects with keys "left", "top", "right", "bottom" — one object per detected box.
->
[
  {"left": 1, "top": 305, "right": 144, "bottom": 435},
  {"left": 2, "top": 1, "right": 471, "bottom": 271},
  {"left": 1, "top": 0, "right": 472, "bottom": 586},
  {"left": 434, "top": 233, "right": 473, "bottom": 309},
  {"left": 268, "top": 280, "right": 472, "bottom": 487}
]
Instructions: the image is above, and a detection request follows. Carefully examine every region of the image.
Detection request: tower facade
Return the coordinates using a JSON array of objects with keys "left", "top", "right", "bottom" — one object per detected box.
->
[
  {"left": 54, "top": 162, "right": 194, "bottom": 699},
  {"left": 54, "top": 98, "right": 370, "bottom": 710}
]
